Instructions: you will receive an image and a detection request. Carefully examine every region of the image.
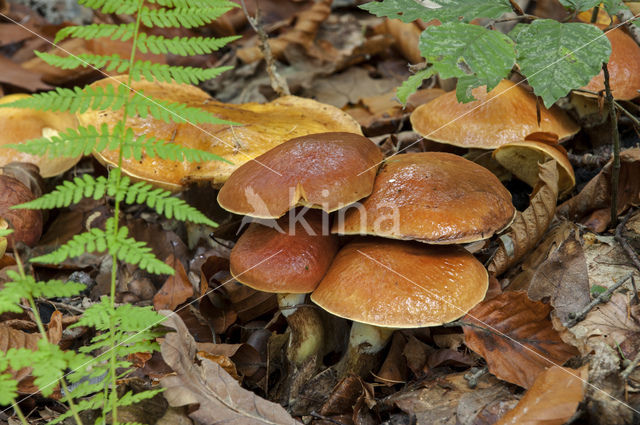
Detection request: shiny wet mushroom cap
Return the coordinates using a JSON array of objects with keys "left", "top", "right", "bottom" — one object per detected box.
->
[
  {"left": 311, "top": 239, "right": 488, "bottom": 328},
  {"left": 410, "top": 80, "right": 580, "bottom": 149},
  {"left": 218, "top": 132, "right": 383, "bottom": 218},
  {"left": 334, "top": 152, "right": 515, "bottom": 244}
]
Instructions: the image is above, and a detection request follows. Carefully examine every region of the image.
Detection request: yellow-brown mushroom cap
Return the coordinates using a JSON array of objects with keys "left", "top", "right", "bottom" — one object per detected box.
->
[
  {"left": 79, "top": 76, "right": 363, "bottom": 191},
  {"left": 311, "top": 239, "right": 488, "bottom": 328},
  {"left": 410, "top": 80, "right": 580, "bottom": 149},
  {"left": 581, "top": 28, "right": 640, "bottom": 100},
  {"left": 0, "top": 94, "right": 80, "bottom": 178},
  {"left": 333, "top": 152, "right": 515, "bottom": 244},
  {"left": 493, "top": 133, "right": 575, "bottom": 197},
  {"left": 218, "top": 132, "right": 384, "bottom": 218},
  {"left": 230, "top": 212, "right": 339, "bottom": 293}
]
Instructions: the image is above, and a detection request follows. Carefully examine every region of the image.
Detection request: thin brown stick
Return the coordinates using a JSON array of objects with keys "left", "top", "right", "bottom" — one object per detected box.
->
[
  {"left": 238, "top": 0, "right": 290, "bottom": 96},
  {"left": 615, "top": 212, "right": 640, "bottom": 304},
  {"left": 565, "top": 272, "right": 634, "bottom": 328},
  {"left": 622, "top": 350, "right": 640, "bottom": 380},
  {"left": 603, "top": 62, "right": 621, "bottom": 228}
]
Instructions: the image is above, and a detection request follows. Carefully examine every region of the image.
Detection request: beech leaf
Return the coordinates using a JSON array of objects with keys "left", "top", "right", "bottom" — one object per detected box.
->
[
  {"left": 463, "top": 291, "right": 578, "bottom": 388},
  {"left": 488, "top": 160, "right": 559, "bottom": 276},
  {"left": 153, "top": 254, "right": 193, "bottom": 311},
  {"left": 159, "top": 312, "right": 301, "bottom": 425},
  {"left": 495, "top": 366, "right": 587, "bottom": 425}
]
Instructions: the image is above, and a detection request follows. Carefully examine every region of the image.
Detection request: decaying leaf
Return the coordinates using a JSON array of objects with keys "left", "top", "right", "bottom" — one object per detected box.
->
[
  {"left": 0, "top": 55, "right": 51, "bottom": 92},
  {"left": 526, "top": 230, "right": 590, "bottom": 324},
  {"left": 79, "top": 76, "right": 362, "bottom": 191},
  {"left": 153, "top": 255, "right": 193, "bottom": 311},
  {"left": 463, "top": 291, "right": 578, "bottom": 388},
  {"left": 376, "top": 19, "right": 423, "bottom": 64},
  {"left": 160, "top": 312, "right": 301, "bottom": 425},
  {"left": 495, "top": 366, "right": 587, "bottom": 425},
  {"left": 488, "top": 160, "right": 559, "bottom": 276},
  {"left": 558, "top": 148, "right": 640, "bottom": 232},
  {"left": 567, "top": 293, "right": 640, "bottom": 355}
]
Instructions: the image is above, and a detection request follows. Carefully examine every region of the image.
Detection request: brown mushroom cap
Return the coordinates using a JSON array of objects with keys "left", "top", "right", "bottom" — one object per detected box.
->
[
  {"left": 230, "top": 211, "right": 339, "bottom": 293},
  {"left": 311, "top": 239, "right": 488, "bottom": 328},
  {"left": 79, "top": 76, "right": 362, "bottom": 191},
  {"left": 493, "top": 133, "right": 575, "bottom": 196},
  {"left": 218, "top": 132, "right": 384, "bottom": 218},
  {"left": 0, "top": 94, "right": 80, "bottom": 178},
  {"left": 334, "top": 152, "right": 515, "bottom": 244},
  {"left": 582, "top": 28, "right": 640, "bottom": 100},
  {"left": 410, "top": 80, "right": 580, "bottom": 149}
]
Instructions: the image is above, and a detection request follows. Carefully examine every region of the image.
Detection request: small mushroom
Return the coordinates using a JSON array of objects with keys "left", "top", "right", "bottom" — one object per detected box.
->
[
  {"left": 78, "top": 76, "right": 363, "bottom": 191},
  {"left": 230, "top": 211, "right": 339, "bottom": 365},
  {"left": 410, "top": 80, "right": 580, "bottom": 149},
  {"left": 218, "top": 132, "right": 384, "bottom": 218},
  {"left": 0, "top": 174, "right": 42, "bottom": 248},
  {"left": 0, "top": 94, "right": 80, "bottom": 178},
  {"left": 493, "top": 132, "right": 575, "bottom": 197},
  {"left": 334, "top": 152, "right": 516, "bottom": 244},
  {"left": 581, "top": 28, "right": 640, "bottom": 101},
  {"left": 311, "top": 238, "right": 488, "bottom": 377}
]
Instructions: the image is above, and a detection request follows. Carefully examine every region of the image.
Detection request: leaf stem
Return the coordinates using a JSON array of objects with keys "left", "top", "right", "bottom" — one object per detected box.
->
[
  {"left": 12, "top": 401, "right": 29, "bottom": 425},
  {"left": 602, "top": 62, "right": 621, "bottom": 228}
]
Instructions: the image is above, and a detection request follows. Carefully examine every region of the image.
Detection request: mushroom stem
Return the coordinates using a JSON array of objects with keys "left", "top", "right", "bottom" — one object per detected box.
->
[
  {"left": 337, "top": 322, "right": 395, "bottom": 377},
  {"left": 278, "top": 293, "right": 325, "bottom": 365}
]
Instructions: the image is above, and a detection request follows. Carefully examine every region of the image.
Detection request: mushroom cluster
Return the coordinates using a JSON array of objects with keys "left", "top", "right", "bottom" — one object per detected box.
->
[{"left": 218, "top": 129, "right": 516, "bottom": 384}]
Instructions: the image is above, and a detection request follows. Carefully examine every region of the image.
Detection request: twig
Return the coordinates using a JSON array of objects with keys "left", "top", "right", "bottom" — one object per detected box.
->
[
  {"left": 464, "top": 366, "right": 488, "bottom": 389},
  {"left": 310, "top": 411, "right": 350, "bottom": 425},
  {"left": 238, "top": 0, "right": 290, "bottom": 96},
  {"left": 614, "top": 100, "right": 640, "bottom": 128},
  {"left": 603, "top": 63, "right": 621, "bottom": 228},
  {"left": 616, "top": 9, "right": 640, "bottom": 46},
  {"left": 590, "top": 6, "right": 600, "bottom": 23},
  {"left": 567, "top": 151, "right": 610, "bottom": 169},
  {"left": 622, "top": 350, "right": 640, "bottom": 380},
  {"left": 615, "top": 212, "right": 640, "bottom": 304},
  {"left": 565, "top": 272, "right": 634, "bottom": 328},
  {"left": 42, "top": 299, "right": 85, "bottom": 314}
]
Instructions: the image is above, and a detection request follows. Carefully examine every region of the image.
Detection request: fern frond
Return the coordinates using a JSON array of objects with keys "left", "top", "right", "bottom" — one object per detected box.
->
[
  {"left": 119, "top": 389, "right": 164, "bottom": 406},
  {"left": 31, "top": 219, "right": 174, "bottom": 275},
  {"left": 8, "top": 341, "right": 68, "bottom": 397},
  {"left": 0, "top": 373, "right": 18, "bottom": 405},
  {"left": 137, "top": 33, "right": 240, "bottom": 56},
  {"left": 122, "top": 132, "right": 231, "bottom": 164},
  {"left": 78, "top": 0, "right": 138, "bottom": 14},
  {"left": 0, "top": 85, "right": 236, "bottom": 125},
  {"left": 55, "top": 23, "right": 135, "bottom": 43},
  {"left": 36, "top": 51, "right": 232, "bottom": 84},
  {"left": 147, "top": 0, "right": 216, "bottom": 6},
  {"left": 140, "top": 6, "right": 236, "bottom": 29}
]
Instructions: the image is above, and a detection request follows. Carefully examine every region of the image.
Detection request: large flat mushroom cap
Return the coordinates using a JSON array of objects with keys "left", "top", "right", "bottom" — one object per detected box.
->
[
  {"left": 311, "top": 239, "right": 488, "bottom": 328},
  {"left": 230, "top": 212, "right": 339, "bottom": 293},
  {"left": 410, "top": 80, "right": 580, "bottom": 149},
  {"left": 334, "top": 152, "right": 515, "bottom": 244},
  {"left": 218, "top": 132, "right": 384, "bottom": 218},
  {"left": 582, "top": 28, "right": 640, "bottom": 100},
  {"left": 0, "top": 94, "right": 80, "bottom": 178},
  {"left": 79, "top": 76, "right": 363, "bottom": 191}
]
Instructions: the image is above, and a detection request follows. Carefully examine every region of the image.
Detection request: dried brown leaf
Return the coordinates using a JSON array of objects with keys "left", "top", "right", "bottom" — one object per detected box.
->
[
  {"left": 489, "top": 160, "right": 559, "bottom": 276},
  {"left": 463, "top": 291, "right": 578, "bottom": 388},
  {"left": 153, "top": 255, "right": 193, "bottom": 311},
  {"left": 527, "top": 231, "right": 590, "bottom": 323},
  {"left": 160, "top": 312, "right": 301, "bottom": 425},
  {"left": 377, "top": 19, "right": 422, "bottom": 64},
  {"left": 495, "top": 366, "right": 586, "bottom": 425},
  {"left": 0, "top": 56, "right": 51, "bottom": 91},
  {"left": 558, "top": 148, "right": 640, "bottom": 231}
]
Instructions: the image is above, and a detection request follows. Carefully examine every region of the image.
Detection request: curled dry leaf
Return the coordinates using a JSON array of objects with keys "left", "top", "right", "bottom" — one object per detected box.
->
[
  {"left": 463, "top": 291, "right": 578, "bottom": 389},
  {"left": 0, "top": 174, "right": 42, "bottom": 248},
  {"left": 488, "top": 160, "right": 559, "bottom": 276},
  {"left": 495, "top": 366, "right": 587, "bottom": 425},
  {"left": 236, "top": 0, "right": 332, "bottom": 64},
  {"left": 376, "top": 19, "right": 423, "bottom": 64},
  {"left": 80, "top": 76, "right": 362, "bottom": 191},
  {"left": 153, "top": 254, "right": 193, "bottom": 311},
  {"left": 160, "top": 312, "right": 301, "bottom": 425},
  {"left": 558, "top": 148, "right": 640, "bottom": 232}
]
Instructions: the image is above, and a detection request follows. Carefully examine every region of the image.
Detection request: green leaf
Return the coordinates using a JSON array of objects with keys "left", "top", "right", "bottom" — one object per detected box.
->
[
  {"left": 557, "top": 0, "right": 601, "bottom": 11},
  {"left": 360, "top": 0, "right": 512, "bottom": 23},
  {"left": 0, "top": 373, "right": 18, "bottom": 405},
  {"left": 0, "top": 229, "right": 13, "bottom": 237},
  {"left": 419, "top": 22, "right": 516, "bottom": 102},
  {"left": 396, "top": 68, "right": 435, "bottom": 104},
  {"left": 515, "top": 19, "right": 611, "bottom": 107}
]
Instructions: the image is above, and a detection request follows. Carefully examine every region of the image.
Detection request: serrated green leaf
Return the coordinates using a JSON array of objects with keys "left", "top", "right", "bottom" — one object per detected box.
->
[
  {"left": 360, "top": 0, "right": 512, "bottom": 23},
  {"left": 419, "top": 22, "right": 515, "bottom": 102},
  {"left": 397, "top": 68, "right": 435, "bottom": 104},
  {"left": 515, "top": 19, "right": 611, "bottom": 107},
  {"left": 557, "top": 0, "right": 601, "bottom": 11}
]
